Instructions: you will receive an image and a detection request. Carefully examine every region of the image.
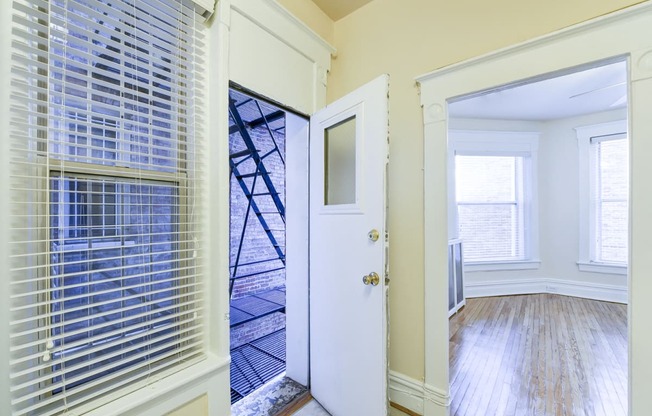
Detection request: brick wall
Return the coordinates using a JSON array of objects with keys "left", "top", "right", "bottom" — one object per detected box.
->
[
  {"left": 230, "top": 124, "right": 286, "bottom": 300},
  {"left": 230, "top": 312, "right": 286, "bottom": 349}
]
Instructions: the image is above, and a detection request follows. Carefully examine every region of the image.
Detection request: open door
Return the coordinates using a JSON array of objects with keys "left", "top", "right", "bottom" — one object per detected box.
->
[{"left": 309, "top": 75, "right": 389, "bottom": 415}]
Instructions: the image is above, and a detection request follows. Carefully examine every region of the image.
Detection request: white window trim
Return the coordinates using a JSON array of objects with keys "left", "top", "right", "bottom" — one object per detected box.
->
[
  {"left": 449, "top": 130, "right": 541, "bottom": 271},
  {"left": 576, "top": 119, "right": 628, "bottom": 275},
  {"left": 464, "top": 260, "right": 541, "bottom": 272}
]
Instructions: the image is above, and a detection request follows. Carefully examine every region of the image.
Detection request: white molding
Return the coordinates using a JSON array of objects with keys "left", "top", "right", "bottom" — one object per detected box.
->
[
  {"left": 0, "top": 2, "right": 11, "bottom": 411},
  {"left": 416, "top": 2, "right": 652, "bottom": 83},
  {"left": 575, "top": 119, "right": 628, "bottom": 268},
  {"left": 263, "top": 0, "right": 336, "bottom": 55},
  {"left": 419, "top": 5, "right": 652, "bottom": 414},
  {"left": 389, "top": 371, "right": 425, "bottom": 415},
  {"left": 389, "top": 371, "right": 450, "bottom": 416},
  {"left": 465, "top": 277, "right": 628, "bottom": 304},
  {"left": 577, "top": 261, "right": 627, "bottom": 275},
  {"left": 231, "top": 0, "right": 335, "bottom": 58},
  {"left": 228, "top": 0, "right": 335, "bottom": 115},
  {"left": 450, "top": 130, "right": 541, "bottom": 154},
  {"left": 85, "top": 354, "right": 230, "bottom": 416},
  {"left": 464, "top": 260, "right": 541, "bottom": 272}
]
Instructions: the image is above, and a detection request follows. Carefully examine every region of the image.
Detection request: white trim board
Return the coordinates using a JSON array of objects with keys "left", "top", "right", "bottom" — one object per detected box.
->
[
  {"left": 389, "top": 371, "right": 449, "bottom": 416},
  {"left": 418, "top": 3, "right": 652, "bottom": 415},
  {"left": 464, "top": 278, "right": 627, "bottom": 304},
  {"left": 228, "top": 0, "right": 335, "bottom": 115}
]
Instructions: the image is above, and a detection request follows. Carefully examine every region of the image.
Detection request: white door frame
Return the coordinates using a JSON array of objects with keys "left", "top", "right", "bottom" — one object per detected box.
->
[
  {"left": 417, "top": 3, "right": 652, "bottom": 416},
  {"left": 216, "top": 0, "right": 336, "bottom": 394}
]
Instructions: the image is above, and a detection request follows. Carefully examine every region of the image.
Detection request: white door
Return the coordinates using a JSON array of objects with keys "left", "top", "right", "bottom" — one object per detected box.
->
[{"left": 309, "top": 75, "right": 389, "bottom": 416}]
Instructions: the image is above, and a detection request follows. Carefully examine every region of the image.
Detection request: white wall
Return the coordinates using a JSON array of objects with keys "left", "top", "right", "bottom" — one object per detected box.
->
[{"left": 452, "top": 109, "right": 628, "bottom": 303}]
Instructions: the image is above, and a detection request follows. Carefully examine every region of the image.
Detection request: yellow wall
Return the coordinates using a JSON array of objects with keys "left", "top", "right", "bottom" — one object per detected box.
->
[
  {"left": 166, "top": 395, "right": 208, "bottom": 416},
  {"left": 325, "top": 0, "right": 644, "bottom": 381},
  {"left": 276, "top": 0, "right": 335, "bottom": 44}
]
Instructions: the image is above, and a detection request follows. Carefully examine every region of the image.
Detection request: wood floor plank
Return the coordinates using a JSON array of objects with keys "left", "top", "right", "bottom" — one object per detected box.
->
[{"left": 449, "top": 294, "right": 627, "bottom": 416}]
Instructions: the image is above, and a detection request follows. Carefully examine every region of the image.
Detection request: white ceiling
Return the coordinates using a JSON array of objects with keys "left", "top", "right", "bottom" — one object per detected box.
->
[
  {"left": 311, "top": 0, "right": 374, "bottom": 21},
  {"left": 449, "top": 61, "right": 628, "bottom": 121}
]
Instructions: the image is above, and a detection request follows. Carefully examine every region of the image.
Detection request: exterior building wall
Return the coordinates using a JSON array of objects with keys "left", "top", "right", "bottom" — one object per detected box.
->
[{"left": 230, "top": 124, "right": 286, "bottom": 300}]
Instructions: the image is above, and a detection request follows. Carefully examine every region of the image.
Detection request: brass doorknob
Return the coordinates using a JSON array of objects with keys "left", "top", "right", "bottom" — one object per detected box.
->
[{"left": 362, "top": 272, "right": 380, "bottom": 286}]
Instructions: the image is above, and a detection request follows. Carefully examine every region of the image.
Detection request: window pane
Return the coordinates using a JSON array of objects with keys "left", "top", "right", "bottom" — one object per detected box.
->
[
  {"left": 48, "top": 0, "right": 180, "bottom": 173},
  {"left": 50, "top": 175, "right": 178, "bottom": 390},
  {"left": 324, "top": 116, "right": 356, "bottom": 205},
  {"left": 596, "top": 138, "right": 628, "bottom": 263},
  {"left": 456, "top": 156, "right": 517, "bottom": 202},
  {"left": 599, "top": 139, "right": 628, "bottom": 200},
  {"left": 458, "top": 203, "right": 523, "bottom": 261},
  {"left": 456, "top": 155, "right": 525, "bottom": 262},
  {"left": 598, "top": 201, "right": 628, "bottom": 263}
]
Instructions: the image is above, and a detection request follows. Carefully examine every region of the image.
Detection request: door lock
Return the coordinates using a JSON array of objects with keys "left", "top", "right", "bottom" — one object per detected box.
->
[
  {"left": 367, "top": 229, "right": 380, "bottom": 242},
  {"left": 362, "top": 272, "right": 380, "bottom": 286}
]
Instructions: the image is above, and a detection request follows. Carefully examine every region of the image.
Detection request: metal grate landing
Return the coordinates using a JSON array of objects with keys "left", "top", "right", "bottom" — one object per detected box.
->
[
  {"left": 230, "top": 288, "right": 286, "bottom": 327},
  {"left": 230, "top": 329, "right": 286, "bottom": 404}
]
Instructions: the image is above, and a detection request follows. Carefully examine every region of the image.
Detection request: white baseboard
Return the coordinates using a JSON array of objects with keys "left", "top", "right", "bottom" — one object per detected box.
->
[
  {"left": 465, "top": 277, "right": 627, "bottom": 304},
  {"left": 389, "top": 371, "right": 449, "bottom": 416}
]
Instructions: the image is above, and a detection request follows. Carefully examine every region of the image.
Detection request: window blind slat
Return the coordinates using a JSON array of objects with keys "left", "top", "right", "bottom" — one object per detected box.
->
[
  {"left": 11, "top": 304, "right": 204, "bottom": 358},
  {"left": 9, "top": 0, "right": 206, "bottom": 414},
  {"left": 12, "top": 323, "right": 203, "bottom": 392},
  {"left": 12, "top": 342, "right": 205, "bottom": 415},
  {"left": 12, "top": 280, "right": 201, "bottom": 323},
  {"left": 15, "top": 350, "right": 205, "bottom": 416}
]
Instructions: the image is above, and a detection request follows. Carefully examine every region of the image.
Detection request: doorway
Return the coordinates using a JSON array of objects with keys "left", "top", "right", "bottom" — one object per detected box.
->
[
  {"left": 418, "top": 7, "right": 652, "bottom": 412},
  {"left": 445, "top": 59, "right": 629, "bottom": 414},
  {"left": 227, "top": 86, "right": 311, "bottom": 410}
]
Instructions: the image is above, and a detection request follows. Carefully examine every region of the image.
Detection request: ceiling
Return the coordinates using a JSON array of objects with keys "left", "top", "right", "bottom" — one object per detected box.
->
[
  {"left": 311, "top": 0, "right": 374, "bottom": 21},
  {"left": 449, "top": 61, "right": 628, "bottom": 121}
]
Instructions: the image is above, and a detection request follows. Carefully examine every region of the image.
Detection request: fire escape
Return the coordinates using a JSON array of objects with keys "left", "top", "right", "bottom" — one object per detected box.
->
[{"left": 228, "top": 89, "right": 288, "bottom": 403}]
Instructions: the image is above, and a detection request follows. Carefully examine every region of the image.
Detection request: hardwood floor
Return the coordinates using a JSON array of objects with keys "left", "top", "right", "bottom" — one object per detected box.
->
[{"left": 449, "top": 294, "right": 627, "bottom": 416}]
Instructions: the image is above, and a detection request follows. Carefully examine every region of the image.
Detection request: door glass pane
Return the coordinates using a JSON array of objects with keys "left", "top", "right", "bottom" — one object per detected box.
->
[{"left": 324, "top": 116, "right": 356, "bottom": 205}]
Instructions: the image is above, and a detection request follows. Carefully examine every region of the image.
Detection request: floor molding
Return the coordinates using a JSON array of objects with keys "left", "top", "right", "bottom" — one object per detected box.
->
[
  {"left": 389, "top": 371, "right": 450, "bottom": 416},
  {"left": 465, "top": 277, "right": 627, "bottom": 304},
  {"left": 390, "top": 401, "right": 421, "bottom": 416}
]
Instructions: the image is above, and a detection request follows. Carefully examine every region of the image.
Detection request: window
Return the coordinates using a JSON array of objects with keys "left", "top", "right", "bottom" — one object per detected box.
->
[
  {"left": 450, "top": 131, "right": 540, "bottom": 270},
  {"left": 9, "top": 0, "right": 207, "bottom": 414},
  {"left": 576, "top": 120, "right": 628, "bottom": 274},
  {"left": 456, "top": 155, "right": 525, "bottom": 262}
]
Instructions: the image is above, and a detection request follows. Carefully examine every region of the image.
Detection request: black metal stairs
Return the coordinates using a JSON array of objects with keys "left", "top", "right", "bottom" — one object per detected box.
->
[
  {"left": 228, "top": 94, "right": 286, "bottom": 300},
  {"left": 228, "top": 90, "right": 288, "bottom": 404}
]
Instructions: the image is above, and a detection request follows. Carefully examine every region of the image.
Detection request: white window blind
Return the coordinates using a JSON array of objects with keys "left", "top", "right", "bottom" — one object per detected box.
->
[
  {"left": 9, "top": 1, "right": 207, "bottom": 415},
  {"left": 456, "top": 155, "right": 526, "bottom": 262},
  {"left": 592, "top": 135, "right": 628, "bottom": 264}
]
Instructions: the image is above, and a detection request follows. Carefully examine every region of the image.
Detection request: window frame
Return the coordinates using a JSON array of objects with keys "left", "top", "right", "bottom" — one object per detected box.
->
[
  {"left": 7, "top": 0, "right": 209, "bottom": 413},
  {"left": 43, "top": 161, "right": 190, "bottom": 394},
  {"left": 449, "top": 130, "right": 541, "bottom": 271},
  {"left": 576, "top": 119, "right": 628, "bottom": 275}
]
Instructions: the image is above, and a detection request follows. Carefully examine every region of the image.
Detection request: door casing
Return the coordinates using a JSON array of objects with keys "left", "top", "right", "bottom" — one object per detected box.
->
[{"left": 418, "top": 4, "right": 652, "bottom": 415}]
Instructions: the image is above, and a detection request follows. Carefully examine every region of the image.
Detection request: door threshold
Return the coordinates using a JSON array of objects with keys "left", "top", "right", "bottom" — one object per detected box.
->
[
  {"left": 231, "top": 374, "right": 307, "bottom": 416},
  {"left": 273, "top": 391, "right": 312, "bottom": 416}
]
